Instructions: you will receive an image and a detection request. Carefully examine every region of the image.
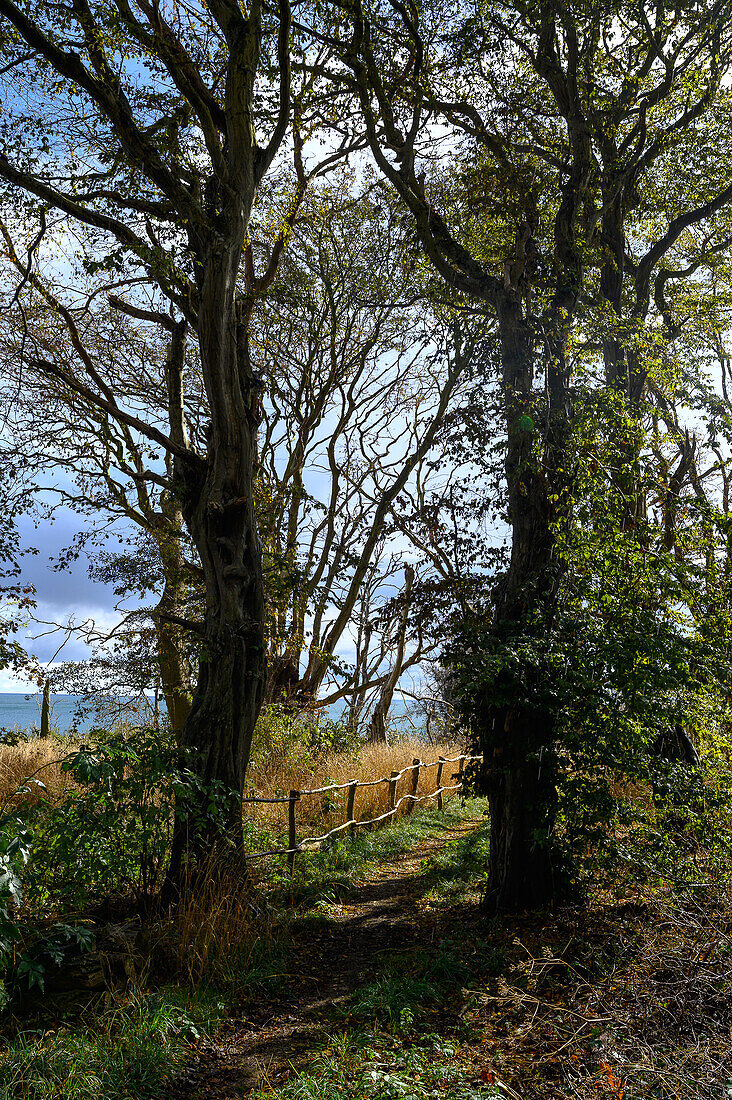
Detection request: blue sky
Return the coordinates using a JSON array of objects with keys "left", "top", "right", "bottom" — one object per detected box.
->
[{"left": 2, "top": 511, "right": 122, "bottom": 691}]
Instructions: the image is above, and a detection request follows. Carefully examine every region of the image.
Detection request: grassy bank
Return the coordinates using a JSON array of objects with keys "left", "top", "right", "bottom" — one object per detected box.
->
[
  {"left": 0, "top": 988, "right": 226, "bottom": 1100},
  {"left": 2, "top": 721, "right": 730, "bottom": 1100},
  {"left": 0, "top": 798, "right": 488, "bottom": 1099}
]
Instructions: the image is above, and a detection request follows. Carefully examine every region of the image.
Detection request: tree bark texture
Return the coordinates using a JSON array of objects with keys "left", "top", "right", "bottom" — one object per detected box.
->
[
  {"left": 165, "top": 233, "right": 266, "bottom": 886},
  {"left": 475, "top": 299, "right": 566, "bottom": 914},
  {"left": 152, "top": 498, "right": 194, "bottom": 736}
]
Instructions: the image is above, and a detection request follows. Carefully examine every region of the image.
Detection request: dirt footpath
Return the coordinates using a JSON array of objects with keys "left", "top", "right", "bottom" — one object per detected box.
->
[{"left": 167, "top": 818, "right": 481, "bottom": 1098}]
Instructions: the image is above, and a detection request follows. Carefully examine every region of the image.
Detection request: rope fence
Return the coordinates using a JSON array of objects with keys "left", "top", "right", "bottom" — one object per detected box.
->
[{"left": 242, "top": 752, "right": 484, "bottom": 874}]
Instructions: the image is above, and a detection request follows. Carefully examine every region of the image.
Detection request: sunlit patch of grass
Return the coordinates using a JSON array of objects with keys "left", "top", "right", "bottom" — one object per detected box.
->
[
  {"left": 251, "top": 1029, "right": 503, "bottom": 1100},
  {"left": 268, "top": 798, "right": 488, "bottom": 913},
  {"left": 247, "top": 734, "right": 465, "bottom": 834},
  {"left": 0, "top": 986, "right": 225, "bottom": 1100},
  {"left": 0, "top": 734, "right": 79, "bottom": 809},
  {"left": 417, "top": 820, "right": 491, "bottom": 907}
]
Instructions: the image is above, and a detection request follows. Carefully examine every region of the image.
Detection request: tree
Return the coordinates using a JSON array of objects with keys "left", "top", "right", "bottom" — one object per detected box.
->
[
  {"left": 252, "top": 174, "right": 472, "bottom": 712},
  {"left": 315, "top": 0, "right": 732, "bottom": 909},
  {"left": 0, "top": 260, "right": 201, "bottom": 732},
  {"left": 0, "top": 167, "right": 464, "bottom": 744},
  {"left": 367, "top": 563, "right": 414, "bottom": 742},
  {"left": 0, "top": 0, "right": 322, "bottom": 884},
  {"left": 0, "top": 444, "right": 41, "bottom": 688},
  {"left": 315, "top": 0, "right": 598, "bottom": 909}
]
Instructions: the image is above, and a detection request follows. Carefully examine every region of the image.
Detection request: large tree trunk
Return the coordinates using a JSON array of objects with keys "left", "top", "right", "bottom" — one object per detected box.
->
[
  {"left": 480, "top": 493, "right": 564, "bottom": 913},
  {"left": 484, "top": 702, "right": 560, "bottom": 911},
  {"left": 477, "top": 127, "right": 586, "bottom": 910},
  {"left": 476, "top": 296, "right": 568, "bottom": 914},
  {"left": 164, "top": 232, "right": 266, "bottom": 893}
]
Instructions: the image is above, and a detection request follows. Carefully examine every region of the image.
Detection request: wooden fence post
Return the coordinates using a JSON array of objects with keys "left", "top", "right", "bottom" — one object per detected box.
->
[
  {"left": 388, "top": 770, "right": 399, "bottom": 820},
  {"left": 436, "top": 757, "right": 445, "bottom": 811},
  {"left": 347, "top": 780, "right": 357, "bottom": 837},
  {"left": 458, "top": 755, "right": 465, "bottom": 783},
  {"left": 406, "top": 758, "right": 420, "bottom": 815},
  {"left": 288, "top": 789, "right": 300, "bottom": 876}
]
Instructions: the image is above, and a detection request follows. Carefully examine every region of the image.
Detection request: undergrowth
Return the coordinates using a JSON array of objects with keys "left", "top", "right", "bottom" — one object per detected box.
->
[
  {"left": 252, "top": 1030, "right": 504, "bottom": 1100},
  {"left": 0, "top": 790, "right": 487, "bottom": 1099},
  {"left": 252, "top": 928, "right": 509, "bottom": 1099},
  {"left": 252, "top": 809, "right": 732, "bottom": 1100},
  {"left": 4, "top": 716, "right": 730, "bottom": 1100},
  {"left": 0, "top": 986, "right": 225, "bottom": 1100}
]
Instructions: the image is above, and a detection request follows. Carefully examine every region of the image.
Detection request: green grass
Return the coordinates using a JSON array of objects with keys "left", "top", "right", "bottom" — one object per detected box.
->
[
  {"left": 268, "top": 798, "right": 489, "bottom": 913},
  {"left": 250, "top": 924, "right": 507, "bottom": 1099},
  {"left": 347, "top": 946, "right": 470, "bottom": 1034},
  {"left": 0, "top": 986, "right": 226, "bottom": 1099},
  {"left": 216, "top": 938, "right": 291, "bottom": 1008},
  {"left": 343, "top": 936, "right": 505, "bottom": 1034},
  {"left": 416, "top": 821, "right": 491, "bottom": 907},
  {"left": 251, "top": 811, "right": 504, "bottom": 1100},
  {"left": 251, "top": 1029, "right": 502, "bottom": 1100}
]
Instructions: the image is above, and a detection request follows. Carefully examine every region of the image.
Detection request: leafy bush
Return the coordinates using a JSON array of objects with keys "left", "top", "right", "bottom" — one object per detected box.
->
[
  {"left": 0, "top": 727, "right": 240, "bottom": 1002},
  {"left": 19, "top": 727, "right": 236, "bottom": 916},
  {"left": 21, "top": 729, "right": 171, "bottom": 913},
  {"left": 444, "top": 391, "right": 732, "bottom": 894},
  {"left": 250, "top": 703, "right": 357, "bottom": 778}
]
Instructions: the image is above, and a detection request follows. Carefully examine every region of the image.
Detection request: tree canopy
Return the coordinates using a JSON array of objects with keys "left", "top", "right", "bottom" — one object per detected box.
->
[{"left": 2, "top": 0, "right": 732, "bottom": 915}]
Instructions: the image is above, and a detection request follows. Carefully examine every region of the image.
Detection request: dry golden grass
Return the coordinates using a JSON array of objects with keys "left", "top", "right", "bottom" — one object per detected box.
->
[
  {"left": 171, "top": 852, "right": 265, "bottom": 983},
  {"left": 0, "top": 735, "right": 79, "bottom": 807},
  {"left": 0, "top": 732, "right": 465, "bottom": 834},
  {"left": 246, "top": 737, "right": 464, "bottom": 832}
]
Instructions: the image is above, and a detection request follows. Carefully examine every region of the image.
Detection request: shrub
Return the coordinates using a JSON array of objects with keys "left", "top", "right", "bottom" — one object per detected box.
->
[{"left": 0, "top": 727, "right": 239, "bottom": 1001}]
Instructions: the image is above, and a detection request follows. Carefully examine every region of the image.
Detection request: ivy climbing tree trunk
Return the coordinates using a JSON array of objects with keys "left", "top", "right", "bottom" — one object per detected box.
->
[
  {"left": 477, "top": 299, "right": 564, "bottom": 913},
  {"left": 332, "top": 0, "right": 589, "bottom": 910}
]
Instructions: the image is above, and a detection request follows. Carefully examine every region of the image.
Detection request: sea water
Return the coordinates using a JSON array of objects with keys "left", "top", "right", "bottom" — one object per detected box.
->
[{"left": 0, "top": 692, "right": 164, "bottom": 736}]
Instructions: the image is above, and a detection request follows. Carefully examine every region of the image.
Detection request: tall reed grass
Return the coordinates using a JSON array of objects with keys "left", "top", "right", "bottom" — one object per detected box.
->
[
  {"left": 172, "top": 852, "right": 265, "bottom": 983},
  {"left": 0, "top": 734, "right": 78, "bottom": 807},
  {"left": 246, "top": 737, "right": 463, "bottom": 833}
]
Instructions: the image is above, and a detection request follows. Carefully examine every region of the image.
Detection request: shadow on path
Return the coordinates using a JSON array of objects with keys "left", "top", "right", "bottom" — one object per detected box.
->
[{"left": 167, "top": 818, "right": 484, "bottom": 1098}]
